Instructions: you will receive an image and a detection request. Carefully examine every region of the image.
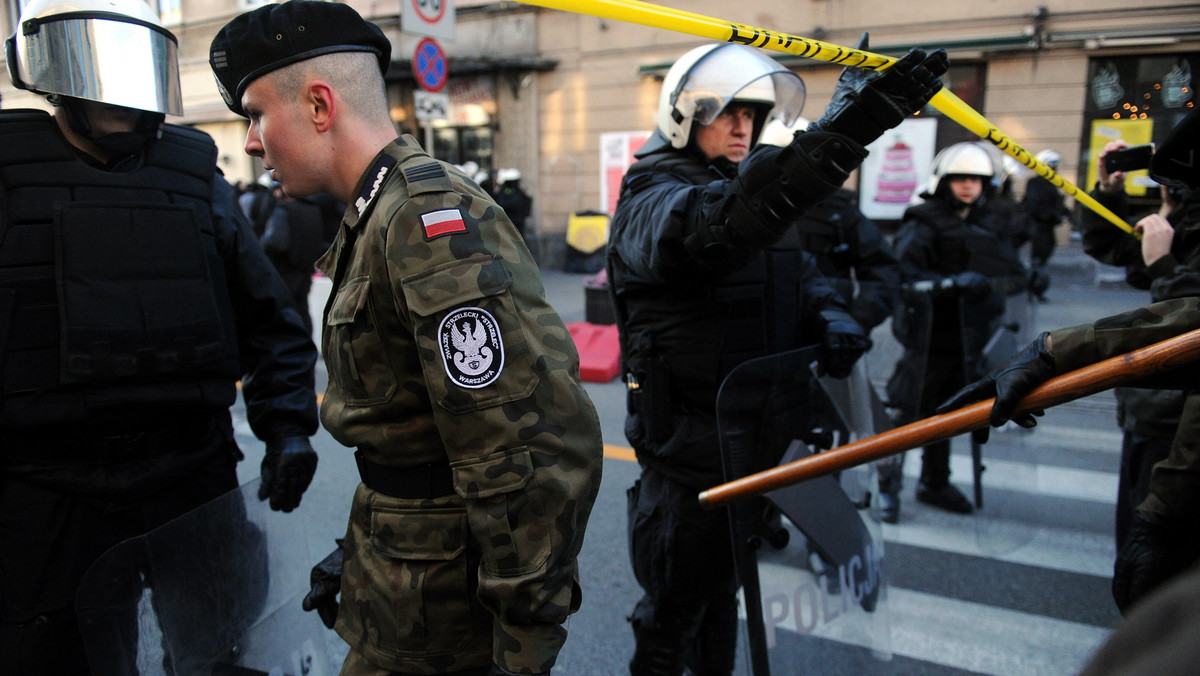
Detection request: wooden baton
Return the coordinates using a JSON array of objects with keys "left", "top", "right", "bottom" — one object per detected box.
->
[{"left": 698, "top": 327, "right": 1200, "bottom": 508}]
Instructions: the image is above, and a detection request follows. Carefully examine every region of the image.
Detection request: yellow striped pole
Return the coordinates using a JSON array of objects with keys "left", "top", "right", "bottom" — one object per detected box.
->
[{"left": 517, "top": 0, "right": 1137, "bottom": 237}]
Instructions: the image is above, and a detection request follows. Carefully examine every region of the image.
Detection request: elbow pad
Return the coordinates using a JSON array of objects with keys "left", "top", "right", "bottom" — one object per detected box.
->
[
  {"left": 682, "top": 132, "right": 867, "bottom": 272},
  {"left": 724, "top": 131, "right": 868, "bottom": 248}
]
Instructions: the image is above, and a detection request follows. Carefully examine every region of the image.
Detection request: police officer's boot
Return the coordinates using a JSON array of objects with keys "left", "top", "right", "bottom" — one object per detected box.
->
[
  {"left": 876, "top": 458, "right": 904, "bottom": 524},
  {"left": 916, "top": 442, "right": 973, "bottom": 514},
  {"left": 628, "top": 597, "right": 691, "bottom": 676},
  {"left": 684, "top": 593, "right": 738, "bottom": 675}
]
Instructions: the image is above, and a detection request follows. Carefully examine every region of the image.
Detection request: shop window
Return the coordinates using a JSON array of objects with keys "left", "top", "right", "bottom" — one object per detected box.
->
[
  {"left": 927, "top": 62, "right": 987, "bottom": 151},
  {"left": 157, "top": 0, "right": 180, "bottom": 25},
  {"left": 1081, "top": 53, "right": 1196, "bottom": 208},
  {"left": 432, "top": 125, "right": 494, "bottom": 187}
]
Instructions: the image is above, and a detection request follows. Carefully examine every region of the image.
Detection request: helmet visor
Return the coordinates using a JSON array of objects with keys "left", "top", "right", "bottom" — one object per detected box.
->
[
  {"left": 675, "top": 47, "right": 806, "bottom": 129},
  {"left": 18, "top": 12, "right": 182, "bottom": 116}
]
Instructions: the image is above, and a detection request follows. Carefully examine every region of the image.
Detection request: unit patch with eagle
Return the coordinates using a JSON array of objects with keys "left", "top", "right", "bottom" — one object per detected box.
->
[{"left": 439, "top": 306, "right": 505, "bottom": 388}]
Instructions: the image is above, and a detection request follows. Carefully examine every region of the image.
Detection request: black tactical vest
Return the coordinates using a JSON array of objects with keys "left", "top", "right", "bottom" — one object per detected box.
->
[
  {"left": 0, "top": 110, "right": 240, "bottom": 427},
  {"left": 794, "top": 187, "right": 860, "bottom": 281},
  {"left": 613, "top": 151, "right": 812, "bottom": 411},
  {"left": 905, "top": 198, "right": 1024, "bottom": 279}
]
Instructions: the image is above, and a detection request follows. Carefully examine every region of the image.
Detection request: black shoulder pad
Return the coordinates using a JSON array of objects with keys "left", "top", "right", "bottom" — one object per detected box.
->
[{"left": 402, "top": 161, "right": 454, "bottom": 196}]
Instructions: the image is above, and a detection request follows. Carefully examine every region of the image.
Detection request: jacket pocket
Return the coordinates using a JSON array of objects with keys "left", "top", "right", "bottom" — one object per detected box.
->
[
  {"left": 325, "top": 276, "right": 397, "bottom": 406},
  {"left": 452, "top": 445, "right": 551, "bottom": 576},
  {"left": 339, "top": 486, "right": 490, "bottom": 667}
]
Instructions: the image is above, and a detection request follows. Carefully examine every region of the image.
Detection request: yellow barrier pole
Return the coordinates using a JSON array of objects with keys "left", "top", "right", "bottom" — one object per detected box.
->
[{"left": 516, "top": 0, "right": 1137, "bottom": 237}]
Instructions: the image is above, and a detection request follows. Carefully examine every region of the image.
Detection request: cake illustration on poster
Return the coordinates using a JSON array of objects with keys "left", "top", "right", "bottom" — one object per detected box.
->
[{"left": 875, "top": 136, "right": 918, "bottom": 203}]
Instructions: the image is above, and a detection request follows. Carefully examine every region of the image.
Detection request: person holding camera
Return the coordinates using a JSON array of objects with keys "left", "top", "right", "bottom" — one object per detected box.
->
[{"left": 1078, "top": 137, "right": 1200, "bottom": 613}]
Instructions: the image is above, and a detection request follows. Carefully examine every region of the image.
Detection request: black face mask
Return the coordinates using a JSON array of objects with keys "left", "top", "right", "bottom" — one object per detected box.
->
[{"left": 59, "top": 97, "right": 164, "bottom": 157}]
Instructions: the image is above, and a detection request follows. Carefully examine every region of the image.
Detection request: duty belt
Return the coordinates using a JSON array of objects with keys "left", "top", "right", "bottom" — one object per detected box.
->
[{"left": 354, "top": 450, "right": 455, "bottom": 499}]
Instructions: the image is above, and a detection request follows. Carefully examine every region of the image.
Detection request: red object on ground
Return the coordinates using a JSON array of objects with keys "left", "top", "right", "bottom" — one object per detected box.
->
[{"left": 567, "top": 322, "right": 621, "bottom": 383}]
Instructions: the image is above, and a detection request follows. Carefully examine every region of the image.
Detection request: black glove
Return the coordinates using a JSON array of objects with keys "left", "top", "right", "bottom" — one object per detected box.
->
[
  {"left": 951, "top": 271, "right": 992, "bottom": 299},
  {"left": 821, "top": 311, "right": 872, "bottom": 379},
  {"left": 259, "top": 435, "right": 318, "bottom": 512},
  {"left": 809, "top": 39, "right": 949, "bottom": 148},
  {"left": 936, "top": 331, "right": 1054, "bottom": 427},
  {"left": 302, "top": 540, "right": 344, "bottom": 629},
  {"left": 1112, "top": 514, "right": 1194, "bottom": 614},
  {"left": 486, "top": 666, "right": 549, "bottom": 676}
]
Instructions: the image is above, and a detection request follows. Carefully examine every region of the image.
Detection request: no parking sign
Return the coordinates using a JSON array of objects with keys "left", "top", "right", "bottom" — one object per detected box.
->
[
  {"left": 402, "top": 0, "right": 455, "bottom": 41},
  {"left": 412, "top": 38, "right": 448, "bottom": 93}
]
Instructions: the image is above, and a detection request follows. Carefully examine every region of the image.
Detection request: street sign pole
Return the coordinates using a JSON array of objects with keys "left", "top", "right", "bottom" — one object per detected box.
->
[{"left": 412, "top": 38, "right": 449, "bottom": 160}]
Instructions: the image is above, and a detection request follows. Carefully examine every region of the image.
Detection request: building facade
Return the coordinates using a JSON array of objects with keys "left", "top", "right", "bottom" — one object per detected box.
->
[{"left": 3, "top": 0, "right": 1197, "bottom": 255}]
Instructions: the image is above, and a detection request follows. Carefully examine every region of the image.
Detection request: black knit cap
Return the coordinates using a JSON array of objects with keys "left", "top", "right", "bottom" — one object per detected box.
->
[{"left": 209, "top": 0, "right": 391, "bottom": 116}]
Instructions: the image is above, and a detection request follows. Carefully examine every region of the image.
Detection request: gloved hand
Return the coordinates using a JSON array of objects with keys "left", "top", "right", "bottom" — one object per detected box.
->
[
  {"left": 1028, "top": 266, "right": 1051, "bottom": 297},
  {"left": 951, "top": 271, "right": 992, "bottom": 299},
  {"left": 809, "top": 35, "right": 949, "bottom": 148},
  {"left": 1112, "top": 514, "right": 1191, "bottom": 614},
  {"left": 259, "top": 435, "right": 317, "bottom": 512},
  {"left": 302, "top": 540, "right": 344, "bottom": 629},
  {"left": 486, "top": 665, "right": 549, "bottom": 676},
  {"left": 936, "top": 331, "right": 1055, "bottom": 427},
  {"left": 821, "top": 311, "right": 872, "bottom": 379}
]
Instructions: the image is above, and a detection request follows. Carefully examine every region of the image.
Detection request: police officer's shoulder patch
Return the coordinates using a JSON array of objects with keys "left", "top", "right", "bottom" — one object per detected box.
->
[{"left": 439, "top": 306, "right": 505, "bottom": 389}]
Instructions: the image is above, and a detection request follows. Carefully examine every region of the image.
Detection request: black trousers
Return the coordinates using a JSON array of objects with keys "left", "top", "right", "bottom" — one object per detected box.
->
[
  {"left": 627, "top": 467, "right": 739, "bottom": 676},
  {"left": 0, "top": 427, "right": 241, "bottom": 676}
]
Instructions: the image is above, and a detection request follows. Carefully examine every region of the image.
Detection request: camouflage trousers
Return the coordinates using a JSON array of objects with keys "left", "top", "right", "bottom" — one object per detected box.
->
[{"left": 340, "top": 647, "right": 492, "bottom": 676}]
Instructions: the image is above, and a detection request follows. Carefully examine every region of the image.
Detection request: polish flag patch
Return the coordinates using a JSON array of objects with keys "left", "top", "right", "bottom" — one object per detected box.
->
[{"left": 421, "top": 209, "right": 468, "bottom": 239}]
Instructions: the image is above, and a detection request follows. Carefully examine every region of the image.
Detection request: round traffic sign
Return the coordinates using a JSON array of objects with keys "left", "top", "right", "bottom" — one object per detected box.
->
[
  {"left": 413, "top": 38, "right": 448, "bottom": 93},
  {"left": 411, "top": 0, "right": 445, "bottom": 24}
]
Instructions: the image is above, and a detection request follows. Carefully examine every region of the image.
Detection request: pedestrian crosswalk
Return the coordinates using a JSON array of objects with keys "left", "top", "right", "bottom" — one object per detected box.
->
[{"left": 741, "top": 393, "right": 1127, "bottom": 675}]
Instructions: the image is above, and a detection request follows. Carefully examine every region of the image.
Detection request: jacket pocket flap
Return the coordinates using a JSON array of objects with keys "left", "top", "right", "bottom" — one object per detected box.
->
[
  {"left": 451, "top": 446, "right": 533, "bottom": 499},
  {"left": 402, "top": 254, "right": 511, "bottom": 317},
  {"left": 370, "top": 505, "right": 467, "bottom": 561},
  {"left": 328, "top": 276, "right": 370, "bottom": 326}
]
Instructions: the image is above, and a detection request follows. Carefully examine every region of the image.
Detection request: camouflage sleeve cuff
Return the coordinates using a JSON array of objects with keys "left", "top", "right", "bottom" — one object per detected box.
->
[
  {"left": 1047, "top": 324, "right": 1099, "bottom": 374},
  {"left": 1052, "top": 298, "right": 1200, "bottom": 374},
  {"left": 494, "top": 621, "right": 567, "bottom": 674}
]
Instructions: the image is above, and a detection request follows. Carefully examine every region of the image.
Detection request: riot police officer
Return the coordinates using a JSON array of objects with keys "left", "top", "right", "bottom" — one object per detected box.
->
[
  {"left": 608, "top": 42, "right": 948, "bottom": 675},
  {"left": 882, "top": 142, "right": 1032, "bottom": 519},
  {"left": 1024, "top": 149, "right": 1072, "bottom": 274},
  {"left": 1, "top": 0, "right": 319, "bottom": 671}
]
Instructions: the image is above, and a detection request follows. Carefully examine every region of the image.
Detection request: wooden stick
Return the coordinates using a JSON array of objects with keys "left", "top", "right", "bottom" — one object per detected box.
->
[{"left": 699, "top": 328, "right": 1200, "bottom": 508}]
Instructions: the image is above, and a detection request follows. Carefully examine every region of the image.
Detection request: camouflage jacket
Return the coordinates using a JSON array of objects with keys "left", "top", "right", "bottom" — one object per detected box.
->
[
  {"left": 316, "top": 136, "right": 603, "bottom": 674},
  {"left": 1051, "top": 297, "right": 1200, "bottom": 524}
]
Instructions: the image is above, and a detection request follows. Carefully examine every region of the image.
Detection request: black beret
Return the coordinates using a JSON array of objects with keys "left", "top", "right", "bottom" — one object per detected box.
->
[{"left": 210, "top": 0, "right": 391, "bottom": 116}]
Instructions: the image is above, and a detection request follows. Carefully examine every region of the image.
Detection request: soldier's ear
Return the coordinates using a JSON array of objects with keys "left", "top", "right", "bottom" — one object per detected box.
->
[{"left": 306, "top": 79, "right": 336, "bottom": 132}]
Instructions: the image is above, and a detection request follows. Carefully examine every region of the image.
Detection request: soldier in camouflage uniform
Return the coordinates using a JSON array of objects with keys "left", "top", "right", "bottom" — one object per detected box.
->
[
  {"left": 210, "top": 3, "right": 603, "bottom": 675},
  {"left": 942, "top": 106, "right": 1200, "bottom": 616}
]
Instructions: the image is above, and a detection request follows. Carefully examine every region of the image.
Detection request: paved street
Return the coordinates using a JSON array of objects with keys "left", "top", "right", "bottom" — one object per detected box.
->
[{"left": 228, "top": 242, "right": 1153, "bottom": 675}]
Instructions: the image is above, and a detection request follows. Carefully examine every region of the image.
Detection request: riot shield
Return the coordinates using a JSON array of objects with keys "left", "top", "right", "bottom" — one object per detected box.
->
[
  {"left": 866, "top": 283, "right": 934, "bottom": 521},
  {"left": 76, "top": 479, "right": 335, "bottom": 676},
  {"left": 960, "top": 278, "right": 1038, "bottom": 554},
  {"left": 717, "top": 347, "right": 891, "bottom": 676}
]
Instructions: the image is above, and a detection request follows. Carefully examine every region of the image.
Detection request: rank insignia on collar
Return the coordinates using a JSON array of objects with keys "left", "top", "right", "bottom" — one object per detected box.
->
[{"left": 421, "top": 208, "right": 468, "bottom": 239}]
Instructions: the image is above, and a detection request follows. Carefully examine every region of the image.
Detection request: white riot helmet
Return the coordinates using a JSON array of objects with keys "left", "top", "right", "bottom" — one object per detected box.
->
[
  {"left": 758, "top": 116, "right": 813, "bottom": 147},
  {"left": 5, "top": 0, "right": 183, "bottom": 116},
  {"left": 654, "top": 43, "right": 806, "bottom": 151},
  {"left": 925, "top": 142, "right": 995, "bottom": 198},
  {"left": 497, "top": 168, "right": 522, "bottom": 185},
  {"left": 1036, "top": 149, "right": 1062, "bottom": 169}
]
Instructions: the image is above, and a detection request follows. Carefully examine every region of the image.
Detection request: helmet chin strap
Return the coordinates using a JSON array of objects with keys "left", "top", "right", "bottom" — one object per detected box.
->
[{"left": 56, "top": 96, "right": 165, "bottom": 157}]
